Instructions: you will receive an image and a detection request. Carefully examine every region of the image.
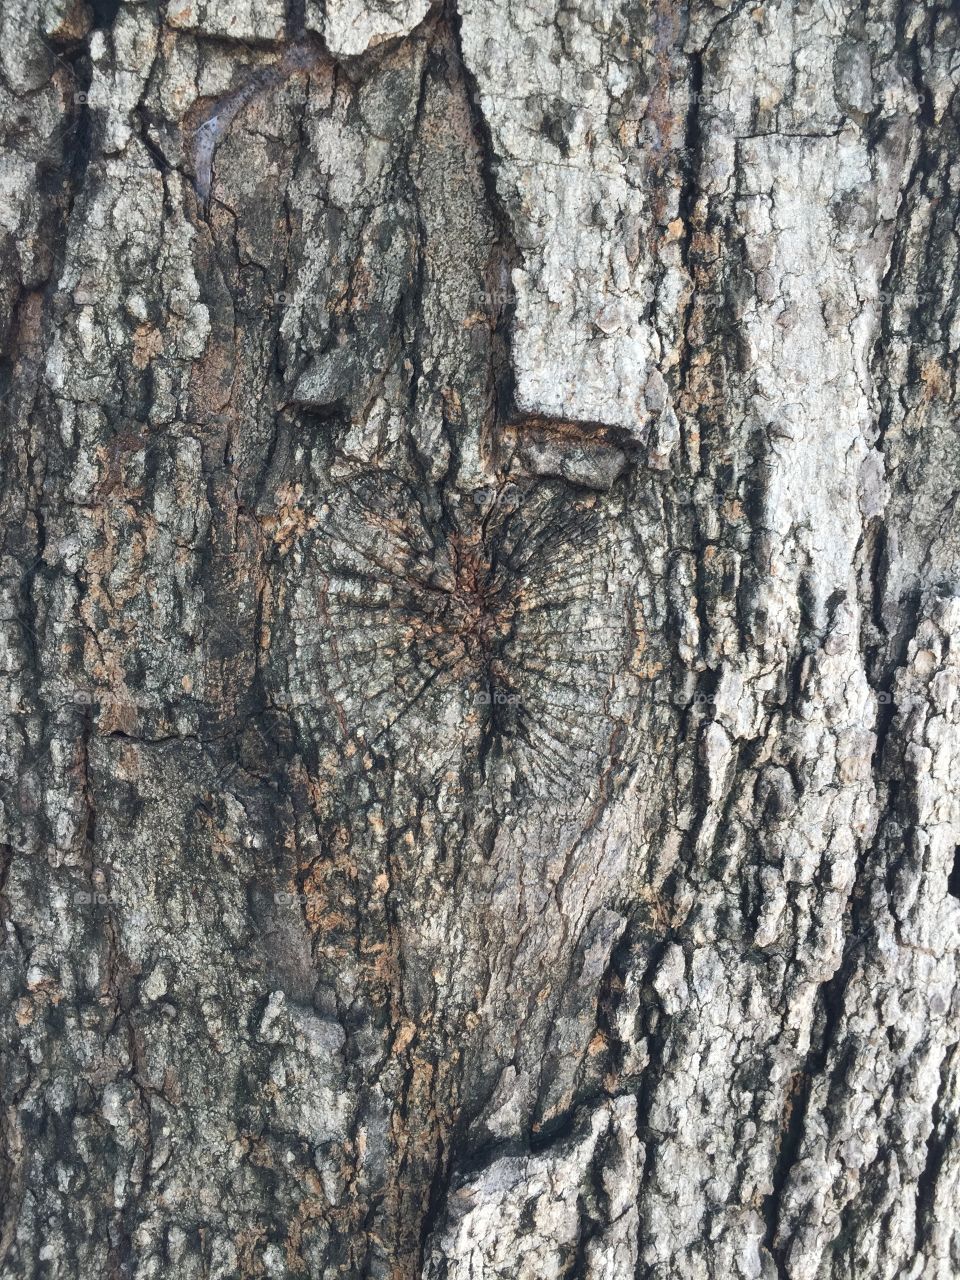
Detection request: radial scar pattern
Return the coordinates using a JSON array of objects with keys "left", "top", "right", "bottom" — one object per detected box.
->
[{"left": 273, "top": 472, "right": 642, "bottom": 797}]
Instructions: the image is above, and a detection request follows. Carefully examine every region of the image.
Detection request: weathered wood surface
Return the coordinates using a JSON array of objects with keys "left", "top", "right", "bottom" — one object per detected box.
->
[{"left": 0, "top": 1, "right": 958, "bottom": 1276}]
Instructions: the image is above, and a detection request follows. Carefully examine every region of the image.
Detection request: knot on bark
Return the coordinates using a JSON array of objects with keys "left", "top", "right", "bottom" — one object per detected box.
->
[{"left": 268, "top": 473, "right": 643, "bottom": 800}]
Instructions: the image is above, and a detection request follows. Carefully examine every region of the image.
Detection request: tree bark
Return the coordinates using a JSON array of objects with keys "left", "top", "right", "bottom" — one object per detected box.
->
[{"left": 1, "top": 1, "right": 958, "bottom": 1277}]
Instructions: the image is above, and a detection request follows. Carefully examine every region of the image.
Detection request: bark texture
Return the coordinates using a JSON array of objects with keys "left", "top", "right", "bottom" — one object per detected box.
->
[{"left": 0, "top": 0, "right": 958, "bottom": 1277}]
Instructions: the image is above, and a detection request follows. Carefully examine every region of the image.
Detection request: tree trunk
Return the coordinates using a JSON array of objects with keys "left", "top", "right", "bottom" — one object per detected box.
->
[{"left": 1, "top": 1, "right": 958, "bottom": 1277}]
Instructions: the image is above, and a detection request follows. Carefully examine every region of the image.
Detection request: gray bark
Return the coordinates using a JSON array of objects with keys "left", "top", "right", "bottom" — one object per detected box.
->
[{"left": 0, "top": 0, "right": 958, "bottom": 1277}]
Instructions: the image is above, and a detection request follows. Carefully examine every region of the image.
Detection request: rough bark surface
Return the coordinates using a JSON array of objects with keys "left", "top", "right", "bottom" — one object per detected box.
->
[{"left": 0, "top": 1, "right": 958, "bottom": 1278}]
